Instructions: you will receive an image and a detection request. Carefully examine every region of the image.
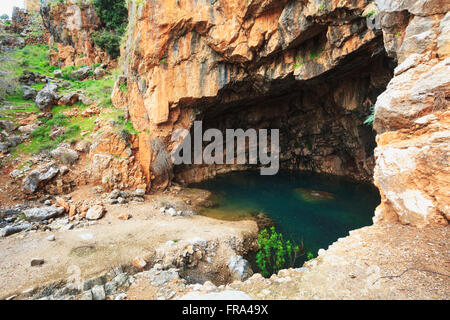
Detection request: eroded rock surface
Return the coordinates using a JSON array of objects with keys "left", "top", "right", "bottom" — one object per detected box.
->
[
  {"left": 373, "top": 0, "right": 450, "bottom": 227},
  {"left": 116, "top": 0, "right": 394, "bottom": 186},
  {"left": 40, "top": 0, "right": 114, "bottom": 67}
]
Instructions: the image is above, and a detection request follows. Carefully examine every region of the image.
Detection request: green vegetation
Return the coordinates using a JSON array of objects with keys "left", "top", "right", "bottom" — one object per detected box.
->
[
  {"left": 119, "top": 82, "right": 127, "bottom": 93},
  {"left": 92, "top": 0, "right": 128, "bottom": 58},
  {"left": 363, "top": 3, "right": 379, "bottom": 19},
  {"left": 364, "top": 10, "right": 378, "bottom": 18},
  {"left": 364, "top": 106, "right": 375, "bottom": 127},
  {"left": 11, "top": 44, "right": 57, "bottom": 77},
  {"left": 92, "top": 30, "right": 122, "bottom": 58},
  {"left": 256, "top": 227, "right": 305, "bottom": 278},
  {"left": 1, "top": 42, "right": 131, "bottom": 159}
]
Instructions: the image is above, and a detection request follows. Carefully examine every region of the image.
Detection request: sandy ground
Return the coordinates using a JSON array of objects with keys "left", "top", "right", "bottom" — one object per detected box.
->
[{"left": 0, "top": 196, "right": 258, "bottom": 299}]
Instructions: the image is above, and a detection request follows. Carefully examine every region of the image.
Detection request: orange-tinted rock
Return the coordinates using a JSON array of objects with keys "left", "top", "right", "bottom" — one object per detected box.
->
[
  {"left": 88, "top": 127, "right": 146, "bottom": 192},
  {"left": 40, "top": 0, "right": 116, "bottom": 67},
  {"left": 114, "top": 0, "right": 387, "bottom": 187},
  {"left": 118, "top": 213, "right": 131, "bottom": 220},
  {"left": 68, "top": 205, "right": 77, "bottom": 220}
]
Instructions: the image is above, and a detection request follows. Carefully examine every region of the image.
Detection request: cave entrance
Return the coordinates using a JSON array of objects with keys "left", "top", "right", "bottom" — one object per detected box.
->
[
  {"left": 173, "top": 53, "right": 394, "bottom": 185},
  {"left": 169, "top": 38, "right": 394, "bottom": 272}
]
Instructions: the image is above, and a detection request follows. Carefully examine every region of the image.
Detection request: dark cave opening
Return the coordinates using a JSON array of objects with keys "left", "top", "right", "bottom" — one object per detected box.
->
[{"left": 173, "top": 45, "right": 395, "bottom": 185}]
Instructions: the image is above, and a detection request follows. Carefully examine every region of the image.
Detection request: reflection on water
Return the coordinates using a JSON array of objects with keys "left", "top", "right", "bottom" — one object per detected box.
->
[{"left": 190, "top": 171, "right": 381, "bottom": 259}]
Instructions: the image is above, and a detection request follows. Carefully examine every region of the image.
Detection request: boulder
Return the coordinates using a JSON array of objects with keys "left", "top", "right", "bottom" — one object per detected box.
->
[
  {"left": 135, "top": 189, "right": 146, "bottom": 196},
  {"left": 23, "top": 87, "right": 37, "bottom": 100},
  {"left": 35, "top": 83, "right": 59, "bottom": 110},
  {"left": 58, "top": 91, "right": 92, "bottom": 106},
  {"left": 86, "top": 205, "right": 105, "bottom": 220},
  {"left": 22, "top": 170, "right": 41, "bottom": 193},
  {"left": 23, "top": 207, "right": 65, "bottom": 222},
  {"left": 58, "top": 92, "right": 80, "bottom": 106},
  {"left": 50, "top": 147, "right": 79, "bottom": 164},
  {"left": 49, "top": 126, "right": 65, "bottom": 139},
  {"left": 71, "top": 66, "right": 92, "bottom": 80},
  {"left": 0, "top": 223, "right": 32, "bottom": 238},
  {"left": 0, "top": 143, "right": 9, "bottom": 153},
  {"left": 6, "top": 135, "right": 23, "bottom": 148},
  {"left": 228, "top": 255, "right": 253, "bottom": 282},
  {"left": 93, "top": 67, "right": 106, "bottom": 80},
  {"left": 0, "top": 120, "right": 17, "bottom": 132},
  {"left": 18, "top": 124, "right": 38, "bottom": 134},
  {"left": 91, "top": 285, "right": 106, "bottom": 300},
  {"left": 22, "top": 165, "right": 59, "bottom": 193}
]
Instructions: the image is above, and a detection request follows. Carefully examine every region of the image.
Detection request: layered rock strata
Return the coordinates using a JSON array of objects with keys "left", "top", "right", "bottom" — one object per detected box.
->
[
  {"left": 115, "top": 0, "right": 394, "bottom": 187},
  {"left": 373, "top": 0, "right": 449, "bottom": 227}
]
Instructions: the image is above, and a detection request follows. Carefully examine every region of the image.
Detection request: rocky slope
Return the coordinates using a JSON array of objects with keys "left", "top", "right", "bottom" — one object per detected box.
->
[{"left": 373, "top": 0, "right": 449, "bottom": 227}]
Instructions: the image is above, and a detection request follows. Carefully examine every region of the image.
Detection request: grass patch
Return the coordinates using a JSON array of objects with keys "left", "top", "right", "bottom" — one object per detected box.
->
[{"left": 2, "top": 43, "right": 132, "bottom": 159}]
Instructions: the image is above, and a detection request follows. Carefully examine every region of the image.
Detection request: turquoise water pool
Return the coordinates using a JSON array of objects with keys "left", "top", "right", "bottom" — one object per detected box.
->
[{"left": 190, "top": 171, "right": 380, "bottom": 264}]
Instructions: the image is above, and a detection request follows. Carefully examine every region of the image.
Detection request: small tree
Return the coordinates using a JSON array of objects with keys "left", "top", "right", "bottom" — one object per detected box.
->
[{"left": 256, "top": 227, "right": 306, "bottom": 278}]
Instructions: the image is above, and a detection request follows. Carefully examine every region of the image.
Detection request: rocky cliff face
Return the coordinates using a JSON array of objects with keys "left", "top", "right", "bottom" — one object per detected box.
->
[
  {"left": 115, "top": 0, "right": 393, "bottom": 187},
  {"left": 373, "top": 0, "right": 449, "bottom": 227},
  {"left": 40, "top": 0, "right": 114, "bottom": 67},
  {"left": 117, "top": 0, "right": 448, "bottom": 227}
]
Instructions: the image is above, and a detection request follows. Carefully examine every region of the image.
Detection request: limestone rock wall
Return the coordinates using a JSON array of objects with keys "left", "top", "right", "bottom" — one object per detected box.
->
[
  {"left": 373, "top": 0, "right": 449, "bottom": 227},
  {"left": 116, "top": 0, "right": 392, "bottom": 187},
  {"left": 116, "top": 0, "right": 448, "bottom": 227},
  {"left": 40, "top": 0, "right": 114, "bottom": 67}
]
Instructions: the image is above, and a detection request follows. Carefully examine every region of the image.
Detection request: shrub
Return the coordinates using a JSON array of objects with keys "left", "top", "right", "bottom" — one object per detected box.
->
[
  {"left": 92, "top": 0, "right": 128, "bottom": 58},
  {"left": 92, "top": 29, "right": 122, "bottom": 58},
  {"left": 256, "top": 227, "right": 305, "bottom": 278}
]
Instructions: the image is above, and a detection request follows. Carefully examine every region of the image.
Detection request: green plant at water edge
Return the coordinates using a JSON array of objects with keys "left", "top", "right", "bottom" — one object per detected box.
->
[
  {"left": 306, "top": 251, "right": 314, "bottom": 261},
  {"left": 256, "top": 227, "right": 305, "bottom": 278}
]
